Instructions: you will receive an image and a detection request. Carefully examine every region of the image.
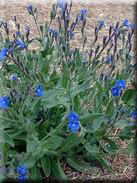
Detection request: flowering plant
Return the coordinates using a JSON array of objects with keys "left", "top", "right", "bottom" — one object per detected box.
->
[{"left": 0, "top": 1, "right": 136, "bottom": 181}]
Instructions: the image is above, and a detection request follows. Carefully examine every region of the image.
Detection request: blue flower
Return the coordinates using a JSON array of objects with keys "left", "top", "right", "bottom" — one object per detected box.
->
[
  {"left": 67, "top": 30, "right": 75, "bottom": 39},
  {"left": 111, "top": 86, "right": 120, "bottom": 96},
  {"left": 56, "top": 0, "right": 65, "bottom": 9},
  {"left": 78, "top": 8, "right": 88, "bottom": 22},
  {"left": 16, "top": 31, "right": 20, "bottom": 36},
  {"left": 78, "top": 14, "right": 86, "bottom": 22},
  {"left": 123, "top": 19, "right": 129, "bottom": 26},
  {"left": 16, "top": 40, "right": 26, "bottom": 49},
  {"left": 67, "top": 112, "right": 80, "bottom": 133},
  {"left": 80, "top": 8, "right": 88, "bottom": 15},
  {"left": 68, "top": 112, "right": 80, "bottom": 122},
  {"left": 16, "top": 165, "right": 26, "bottom": 175},
  {"left": 27, "top": 5, "right": 33, "bottom": 14},
  {"left": 2, "top": 48, "right": 8, "bottom": 53},
  {"left": 48, "top": 28, "right": 53, "bottom": 33},
  {"left": 13, "top": 16, "right": 16, "bottom": 22},
  {"left": 16, "top": 175, "right": 26, "bottom": 180},
  {"left": 104, "top": 55, "right": 112, "bottom": 64},
  {"left": 122, "top": 19, "right": 135, "bottom": 30},
  {"left": 68, "top": 120, "right": 80, "bottom": 133},
  {"left": 12, "top": 73, "right": 17, "bottom": 80},
  {"left": 130, "top": 111, "right": 137, "bottom": 120},
  {"left": 128, "top": 23, "right": 135, "bottom": 30},
  {"left": 115, "top": 80, "right": 126, "bottom": 90},
  {"left": 98, "top": 20, "right": 105, "bottom": 30},
  {"left": 9, "top": 48, "right": 14, "bottom": 53},
  {"left": 36, "top": 84, "right": 43, "bottom": 97},
  {"left": 24, "top": 26, "right": 30, "bottom": 34},
  {"left": 0, "top": 48, "right": 7, "bottom": 60},
  {"left": 128, "top": 121, "right": 135, "bottom": 125},
  {"left": 0, "top": 96, "right": 10, "bottom": 109}
]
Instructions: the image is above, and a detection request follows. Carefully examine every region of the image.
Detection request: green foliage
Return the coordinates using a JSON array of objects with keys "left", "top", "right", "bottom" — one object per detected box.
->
[{"left": 0, "top": 2, "right": 135, "bottom": 180}]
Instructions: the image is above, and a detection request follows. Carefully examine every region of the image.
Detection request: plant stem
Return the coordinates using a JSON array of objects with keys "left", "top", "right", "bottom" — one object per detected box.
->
[
  {"left": 33, "top": 14, "right": 43, "bottom": 41},
  {"left": 41, "top": 119, "right": 67, "bottom": 144},
  {"left": 71, "top": 24, "right": 119, "bottom": 82}
]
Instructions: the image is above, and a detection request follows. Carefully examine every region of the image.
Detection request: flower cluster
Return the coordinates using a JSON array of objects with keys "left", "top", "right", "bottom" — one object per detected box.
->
[
  {"left": 122, "top": 19, "right": 134, "bottom": 30},
  {"left": 16, "top": 165, "right": 26, "bottom": 181},
  {"left": 104, "top": 55, "right": 113, "bottom": 64},
  {"left": 16, "top": 40, "right": 26, "bottom": 49},
  {"left": 78, "top": 8, "right": 88, "bottom": 22},
  {"left": 56, "top": 0, "right": 65, "bottom": 9},
  {"left": 67, "top": 112, "right": 80, "bottom": 133},
  {"left": 130, "top": 111, "right": 137, "bottom": 120},
  {"left": 16, "top": 31, "right": 20, "bottom": 36},
  {"left": 36, "top": 83, "right": 43, "bottom": 96},
  {"left": 11, "top": 73, "right": 17, "bottom": 81},
  {"left": 0, "top": 96, "right": 10, "bottom": 109},
  {"left": 98, "top": 20, "right": 105, "bottom": 30},
  {"left": 27, "top": 5, "right": 33, "bottom": 15},
  {"left": 111, "top": 80, "right": 126, "bottom": 96},
  {"left": 0, "top": 48, "right": 8, "bottom": 60}
]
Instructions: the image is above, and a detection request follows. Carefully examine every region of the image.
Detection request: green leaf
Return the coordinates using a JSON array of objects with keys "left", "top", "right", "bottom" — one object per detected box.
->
[
  {"left": 59, "top": 134, "right": 80, "bottom": 153},
  {"left": 121, "top": 89, "right": 134, "bottom": 104},
  {"left": 113, "top": 119, "right": 129, "bottom": 128},
  {"left": 91, "top": 116, "right": 106, "bottom": 131},
  {"left": 29, "top": 98, "right": 41, "bottom": 113},
  {"left": 73, "top": 94, "right": 80, "bottom": 113},
  {"left": 41, "top": 156, "right": 51, "bottom": 176},
  {"left": 26, "top": 135, "right": 37, "bottom": 153},
  {"left": 41, "top": 46, "right": 54, "bottom": 57},
  {"left": 43, "top": 135, "right": 64, "bottom": 151},
  {"left": 85, "top": 143, "right": 100, "bottom": 155},
  {"left": 127, "top": 140, "right": 136, "bottom": 154},
  {"left": 36, "top": 165, "right": 42, "bottom": 179},
  {"left": 77, "top": 70, "right": 86, "bottom": 83},
  {"left": 50, "top": 159, "right": 67, "bottom": 180},
  {"left": 71, "top": 79, "right": 91, "bottom": 98},
  {"left": 119, "top": 48, "right": 126, "bottom": 62},
  {"left": 61, "top": 62, "right": 69, "bottom": 89},
  {"left": 75, "top": 49, "right": 82, "bottom": 67},
  {"left": 23, "top": 150, "right": 44, "bottom": 169},
  {"left": 100, "top": 143, "right": 117, "bottom": 155},
  {"left": 23, "top": 157, "right": 36, "bottom": 169},
  {"left": 42, "top": 96, "right": 70, "bottom": 109},
  {"left": 87, "top": 86, "right": 96, "bottom": 100},
  {"left": 30, "top": 164, "right": 37, "bottom": 180},
  {"left": 0, "top": 79, "right": 4, "bottom": 96},
  {"left": 119, "top": 127, "right": 135, "bottom": 140},
  {"left": 42, "top": 89, "right": 59, "bottom": 101},
  {"left": 5, "top": 129, "right": 26, "bottom": 140},
  {"left": 57, "top": 159, "right": 67, "bottom": 180},
  {"left": 96, "top": 81, "right": 104, "bottom": 93},
  {"left": 62, "top": 72, "right": 69, "bottom": 89},
  {"left": 50, "top": 69, "right": 59, "bottom": 85},
  {"left": 66, "top": 157, "right": 97, "bottom": 174},
  {"left": 0, "top": 130, "right": 14, "bottom": 147},
  {"left": 102, "top": 137, "right": 118, "bottom": 150},
  {"left": 96, "top": 155, "right": 115, "bottom": 175},
  {"left": 80, "top": 113, "right": 104, "bottom": 125},
  {"left": 105, "top": 99, "right": 115, "bottom": 117}
]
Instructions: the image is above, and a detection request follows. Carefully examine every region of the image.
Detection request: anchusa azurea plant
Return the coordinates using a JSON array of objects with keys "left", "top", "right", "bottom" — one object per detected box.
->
[{"left": 0, "top": 2, "right": 136, "bottom": 181}]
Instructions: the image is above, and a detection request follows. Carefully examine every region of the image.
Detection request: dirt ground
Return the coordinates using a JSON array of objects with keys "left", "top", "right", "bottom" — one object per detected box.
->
[{"left": 0, "top": 1, "right": 136, "bottom": 181}]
